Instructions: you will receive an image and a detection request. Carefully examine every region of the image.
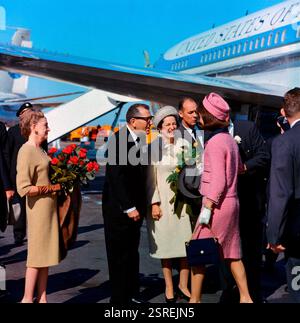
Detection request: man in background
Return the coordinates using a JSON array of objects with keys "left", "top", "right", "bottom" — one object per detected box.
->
[
  {"left": 267, "top": 87, "right": 300, "bottom": 303},
  {"left": 0, "top": 121, "right": 14, "bottom": 232},
  {"left": 177, "top": 97, "right": 204, "bottom": 230}
]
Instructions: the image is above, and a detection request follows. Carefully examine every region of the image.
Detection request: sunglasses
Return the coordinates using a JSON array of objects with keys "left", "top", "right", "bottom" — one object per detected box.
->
[{"left": 133, "top": 116, "right": 153, "bottom": 122}]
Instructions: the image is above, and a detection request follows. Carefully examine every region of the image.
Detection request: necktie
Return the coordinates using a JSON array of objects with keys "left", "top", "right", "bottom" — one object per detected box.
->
[
  {"left": 191, "top": 128, "right": 197, "bottom": 144},
  {"left": 135, "top": 137, "right": 141, "bottom": 158},
  {"left": 192, "top": 128, "right": 197, "bottom": 139},
  {"left": 135, "top": 136, "right": 140, "bottom": 147}
]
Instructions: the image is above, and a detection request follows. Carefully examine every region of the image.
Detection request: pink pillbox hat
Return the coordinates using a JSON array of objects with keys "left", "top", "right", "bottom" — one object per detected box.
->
[{"left": 202, "top": 93, "right": 230, "bottom": 121}]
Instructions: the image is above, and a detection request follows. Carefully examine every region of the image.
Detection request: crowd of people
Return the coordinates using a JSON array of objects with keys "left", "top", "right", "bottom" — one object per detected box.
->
[
  {"left": 1, "top": 88, "right": 300, "bottom": 303},
  {"left": 102, "top": 89, "right": 300, "bottom": 304}
]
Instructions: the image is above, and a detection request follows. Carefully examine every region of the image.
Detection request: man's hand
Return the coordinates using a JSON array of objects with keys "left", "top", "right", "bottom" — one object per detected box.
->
[
  {"left": 127, "top": 209, "right": 141, "bottom": 222},
  {"left": 267, "top": 243, "right": 286, "bottom": 254},
  {"left": 151, "top": 204, "right": 162, "bottom": 221},
  {"left": 5, "top": 190, "right": 14, "bottom": 201}
]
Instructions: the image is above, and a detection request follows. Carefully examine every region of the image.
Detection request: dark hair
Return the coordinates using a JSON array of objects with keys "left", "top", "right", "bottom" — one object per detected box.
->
[
  {"left": 198, "top": 105, "right": 229, "bottom": 130},
  {"left": 126, "top": 103, "right": 150, "bottom": 123},
  {"left": 157, "top": 114, "right": 179, "bottom": 130},
  {"left": 178, "top": 97, "right": 198, "bottom": 111},
  {"left": 19, "top": 109, "right": 45, "bottom": 138},
  {"left": 283, "top": 87, "right": 300, "bottom": 117}
]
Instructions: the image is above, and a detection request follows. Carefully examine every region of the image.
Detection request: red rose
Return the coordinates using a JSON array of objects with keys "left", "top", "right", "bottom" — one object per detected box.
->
[
  {"left": 93, "top": 161, "right": 99, "bottom": 172},
  {"left": 86, "top": 162, "right": 94, "bottom": 172},
  {"left": 79, "top": 150, "right": 87, "bottom": 158},
  {"left": 70, "top": 144, "right": 77, "bottom": 150},
  {"left": 49, "top": 147, "right": 57, "bottom": 155},
  {"left": 69, "top": 156, "right": 79, "bottom": 165},
  {"left": 58, "top": 155, "right": 65, "bottom": 161},
  {"left": 62, "top": 146, "right": 73, "bottom": 154},
  {"left": 51, "top": 158, "right": 59, "bottom": 165}
]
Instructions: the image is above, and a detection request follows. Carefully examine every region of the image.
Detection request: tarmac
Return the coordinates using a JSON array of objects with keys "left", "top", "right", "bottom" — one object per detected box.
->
[{"left": 0, "top": 142, "right": 295, "bottom": 303}]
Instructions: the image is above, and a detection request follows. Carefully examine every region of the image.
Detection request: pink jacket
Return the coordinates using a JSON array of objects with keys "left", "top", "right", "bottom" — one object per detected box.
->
[{"left": 200, "top": 133, "right": 243, "bottom": 205}]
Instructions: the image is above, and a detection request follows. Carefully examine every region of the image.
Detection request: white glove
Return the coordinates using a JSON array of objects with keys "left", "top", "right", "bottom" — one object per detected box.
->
[{"left": 198, "top": 207, "right": 212, "bottom": 225}]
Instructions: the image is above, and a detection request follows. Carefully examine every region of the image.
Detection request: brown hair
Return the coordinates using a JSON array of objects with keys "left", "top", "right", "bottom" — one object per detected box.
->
[
  {"left": 19, "top": 109, "right": 45, "bottom": 138},
  {"left": 198, "top": 105, "right": 229, "bottom": 130},
  {"left": 283, "top": 88, "right": 300, "bottom": 118}
]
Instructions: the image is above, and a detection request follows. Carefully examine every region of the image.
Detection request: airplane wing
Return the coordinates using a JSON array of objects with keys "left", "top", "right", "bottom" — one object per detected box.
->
[{"left": 0, "top": 45, "right": 284, "bottom": 108}]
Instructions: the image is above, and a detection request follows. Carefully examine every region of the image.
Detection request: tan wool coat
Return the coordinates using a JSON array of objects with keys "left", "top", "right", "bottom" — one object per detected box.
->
[{"left": 17, "top": 144, "right": 60, "bottom": 267}]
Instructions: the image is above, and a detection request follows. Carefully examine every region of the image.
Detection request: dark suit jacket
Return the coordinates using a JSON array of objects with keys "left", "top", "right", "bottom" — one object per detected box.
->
[
  {"left": 233, "top": 120, "right": 270, "bottom": 220},
  {"left": 0, "top": 122, "right": 11, "bottom": 190},
  {"left": 267, "top": 121, "right": 300, "bottom": 258},
  {"left": 233, "top": 120, "right": 270, "bottom": 175},
  {"left": 102, "top": 126, "right": 147, "bottom": 217},
  {"left": 6, "top": 124, "right": 48, "bottom": 189},
  {"left": 177, "top": 123, "right": 201, "bottom": 146},
  {"left": 0, "top": 122, "right": 11, "bottom": 231}
]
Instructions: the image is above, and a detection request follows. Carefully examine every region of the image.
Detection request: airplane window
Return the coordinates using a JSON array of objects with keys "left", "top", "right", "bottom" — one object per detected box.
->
[
  {"left": 204, "top": 54, "right": 208, "bottom": 62},
  {"left": 209, "top": 52, "right": 212, "bottom": 61},
  {"left": 249, "top": 40, "right": 253, "bottom": 51},
  {"left": 268, "top": 33, "right": 273, "bottom": 46},
  {"left": 261, "top": 37, "right": 265, "bottom": 47},
  {"left": 223, "top": 48, "right": 226, "bottom": 57},
  {"left": 297, "top": 27, "right": 300, "bottom": 38},
  {"left": 237, "top": 43, "right": 242, "bottom": 54},
  {"left": 200, "top": 55, "right": 204, "bottom": 64},
  {"left": 213, "top": 51, "right": 216, "bottom": 60},
  {"left": 218, "top": 50, "right": 221, "bottom": 59},
  {"left": 227, "top": 47, "right": 231, "bottom": 56},
  {"left": 274, "top": 32, "right": 279, "bottom": 44},
  {"left": 232, "top": 45, "right": 236, "bottom": 55},
  {"left": 255, "top": 38, "right": 259, "bottom": 49},
  {"left": 281, "top": 29, "right": 286, "bottom": 42},
  {"left": 243, "top": 41, "right": 248, "bottom": 52}
]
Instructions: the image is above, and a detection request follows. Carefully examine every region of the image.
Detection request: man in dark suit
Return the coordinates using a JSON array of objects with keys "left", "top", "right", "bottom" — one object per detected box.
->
[
  {"left": 0, "top": 121, "right": 14, "bottom": 232},
  {"left": 231, "top": 118, "right": 270, "bottom": 302},
  {"left": 5, "top": 102, "right": 48, "bottom": 245},
  {"left": 177, "top": 97, "right": 204, "bottom": 229},
  {"left": 102, "top": 103, "right": 152, "bottom": 304},
  {"left": 267, "top": 87, "right": 300, "bottom": 302}
]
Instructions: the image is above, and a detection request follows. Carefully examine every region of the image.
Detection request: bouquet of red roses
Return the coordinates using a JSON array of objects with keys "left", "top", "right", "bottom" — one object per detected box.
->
[{"left": 48, "top": 144, "right": 99, "bottom": 194}]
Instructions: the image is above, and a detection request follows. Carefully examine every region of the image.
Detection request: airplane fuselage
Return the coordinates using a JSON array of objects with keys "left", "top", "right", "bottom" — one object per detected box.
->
[{"left": 155, "top": 0, "right": 300, "bottom": 88}]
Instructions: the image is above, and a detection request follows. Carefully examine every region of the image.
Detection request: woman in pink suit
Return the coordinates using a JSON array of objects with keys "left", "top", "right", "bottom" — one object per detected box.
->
[{"left": 189, "top": 93, "right": 252, "bottom": 303}]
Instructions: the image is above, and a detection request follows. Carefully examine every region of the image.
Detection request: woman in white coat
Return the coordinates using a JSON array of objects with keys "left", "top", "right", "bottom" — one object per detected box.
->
[{"left": 146, "top": 106, "right": 192, "bottom": 303}]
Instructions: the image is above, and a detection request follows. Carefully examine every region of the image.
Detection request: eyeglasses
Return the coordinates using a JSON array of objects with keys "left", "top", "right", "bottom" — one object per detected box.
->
[{"left": 133, "top": 116, "right": 153, "bottom": 122}]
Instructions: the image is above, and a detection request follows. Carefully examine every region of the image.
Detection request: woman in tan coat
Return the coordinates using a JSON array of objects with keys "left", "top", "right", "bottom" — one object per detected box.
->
[{"left": 17, "top": 109, "right": 61, "bottom": 303}]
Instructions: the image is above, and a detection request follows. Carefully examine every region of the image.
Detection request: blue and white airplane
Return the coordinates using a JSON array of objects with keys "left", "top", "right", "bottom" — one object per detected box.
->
[{"left": 0, "top": 0, "right": 299, "bottom": 138}]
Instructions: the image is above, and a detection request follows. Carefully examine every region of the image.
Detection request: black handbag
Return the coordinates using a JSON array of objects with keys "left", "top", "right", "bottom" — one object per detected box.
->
[{"left": 185, "top": 224, "right": 220, "bottom": 266}]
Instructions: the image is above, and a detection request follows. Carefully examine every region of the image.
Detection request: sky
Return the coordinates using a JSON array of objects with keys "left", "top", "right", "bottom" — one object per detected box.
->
[{"left": 0, "top": 0, "right": 284, "bottom": 125}]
